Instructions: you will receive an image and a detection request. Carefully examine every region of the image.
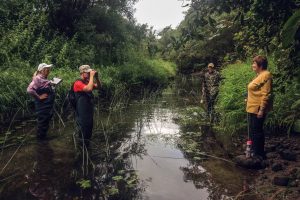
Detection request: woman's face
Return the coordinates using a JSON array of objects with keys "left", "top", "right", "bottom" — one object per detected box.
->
[
  {"left": 41, "top": 68, "right": 50, "bottom": 77},
  {"left": 252, "top": 61, "right": 261, "bottom": 73}
]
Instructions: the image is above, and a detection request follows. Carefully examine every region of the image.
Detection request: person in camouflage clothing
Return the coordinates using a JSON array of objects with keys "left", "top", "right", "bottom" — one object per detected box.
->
[{"left": 201, "top": 63, "right": 221, "bottom": 119}]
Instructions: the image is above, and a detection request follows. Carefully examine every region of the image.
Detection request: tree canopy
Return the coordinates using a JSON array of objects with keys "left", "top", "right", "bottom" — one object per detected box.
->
[
  {"left": 0, "top": 0, "right": 154, "bottom": 68},
  {"left": 158, "top": 0, "right": 300, "bottom": 79}
]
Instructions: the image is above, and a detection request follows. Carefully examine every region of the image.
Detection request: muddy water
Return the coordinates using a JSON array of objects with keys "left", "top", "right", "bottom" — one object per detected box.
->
[
  {"left": 130, "top": 106, "right": 208, "bottom": 200},
  {"left": 0, "top": 77, "right": 253, "bottom": 200},
  {"left": 127, "top": 85, "right": 251, "bottom": 200}
]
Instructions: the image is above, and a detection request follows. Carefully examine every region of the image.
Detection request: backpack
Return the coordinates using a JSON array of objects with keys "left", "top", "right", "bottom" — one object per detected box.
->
[{"left": 68, "top": 79, "right": 82, "bottom": 109}]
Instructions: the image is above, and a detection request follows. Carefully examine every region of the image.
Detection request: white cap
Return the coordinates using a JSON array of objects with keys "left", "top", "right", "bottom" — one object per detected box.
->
[
  {"left": 208, "top": 63, "right": 215, "bottom": 68},
  {"left": 79, "top": 65, "right": 93, "bottom": 73},
  {"left": 37, "top": 63, "right": 53, "bottom": 71}
]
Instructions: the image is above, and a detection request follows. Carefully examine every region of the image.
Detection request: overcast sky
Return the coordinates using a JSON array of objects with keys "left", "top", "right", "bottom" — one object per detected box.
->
[{"left": 134, "top": 0, "right": 189, "bottom": 31}]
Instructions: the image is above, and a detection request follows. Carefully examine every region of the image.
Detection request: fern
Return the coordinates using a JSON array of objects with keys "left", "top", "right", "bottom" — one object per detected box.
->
[{"left": 282, "top": 9, "right": 300, "bottom": 48}]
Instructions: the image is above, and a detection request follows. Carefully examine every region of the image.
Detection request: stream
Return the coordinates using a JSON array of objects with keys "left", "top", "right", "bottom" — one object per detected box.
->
[{"left": 0, "top": 77, "right": 255, "bottom": 200}]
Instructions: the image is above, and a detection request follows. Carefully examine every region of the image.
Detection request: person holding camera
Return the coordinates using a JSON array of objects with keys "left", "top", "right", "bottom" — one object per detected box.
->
[
  {"left": 73, "top": 65, "right": 101, "bottom": 146},
  {"left": 27, "top": 63, "right": 55, "bottom": 140}
]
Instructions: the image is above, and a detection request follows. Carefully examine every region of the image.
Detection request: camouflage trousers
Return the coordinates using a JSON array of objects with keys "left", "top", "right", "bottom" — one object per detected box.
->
[{"left": 205, "top": 93, "right": 218, "bottom": 121}]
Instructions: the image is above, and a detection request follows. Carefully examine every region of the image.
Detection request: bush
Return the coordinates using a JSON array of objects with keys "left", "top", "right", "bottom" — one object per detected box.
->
[
  {"left": 118, "top": 58, "right": 176, "bottom": 88},
  {"left": 215, "top": 62, "right": 254, "bottom": 134},
  {"left": 216, "top": 59, "right": 299, "bottom": 135}
]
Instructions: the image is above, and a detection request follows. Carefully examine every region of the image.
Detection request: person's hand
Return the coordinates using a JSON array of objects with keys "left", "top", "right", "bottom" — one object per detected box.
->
[
  {"left": 90, "top": 70, "right": 96, "bottom": 77},
  {"left": 39, "top": 93, "right": 48, "bottom": 100},
  {"left": 257, "top": 110, "right": 264, "bottom": 118}
]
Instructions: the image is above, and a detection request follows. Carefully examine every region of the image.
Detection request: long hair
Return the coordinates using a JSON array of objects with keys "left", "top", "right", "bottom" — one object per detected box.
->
[{"left": 33, "top": 71, "right": 39, "bottom": 79}]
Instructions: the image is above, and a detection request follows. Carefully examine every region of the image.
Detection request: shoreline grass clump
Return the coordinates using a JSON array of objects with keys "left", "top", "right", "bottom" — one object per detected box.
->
[{"left": 215, "top": 62, "right": 254, "bottom": 134}]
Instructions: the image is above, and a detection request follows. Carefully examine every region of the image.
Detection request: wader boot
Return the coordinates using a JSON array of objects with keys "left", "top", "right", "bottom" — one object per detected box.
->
[
  {"left": 205, "top": 93, "right": 217, "bottom": 122},
  {"left": 35, "top": 88, "right": 55, "bottom": 139},
  {"left": 75, "top": 91, "right": 94, "bottom": 146},
  {"left": 248, "top": 113, "right": 266, "bottom": 159}
]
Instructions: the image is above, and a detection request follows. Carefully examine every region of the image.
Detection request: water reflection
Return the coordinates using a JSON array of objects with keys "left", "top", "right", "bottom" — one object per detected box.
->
[
  {"left": 128, "top": 78, "right": 253, "bottom": 200},
  {"left": 28, "top": 141, "right": 55, "bottom": 199},
  {"left": 0, "top": 76, "right": 254, "bottom": 200},
  {"left": 128, "top": 89, "right": 209, "bottom": 200}
]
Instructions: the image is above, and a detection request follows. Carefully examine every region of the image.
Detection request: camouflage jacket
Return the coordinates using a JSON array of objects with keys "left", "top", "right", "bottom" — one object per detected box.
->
[{"left": 202, "top": 70, "right": 221, "bottom": 97}]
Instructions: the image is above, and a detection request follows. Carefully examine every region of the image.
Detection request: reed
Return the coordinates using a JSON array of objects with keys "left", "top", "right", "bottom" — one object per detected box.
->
[{"left": 0, "top": 58, "right": 176, "bottom": 126}]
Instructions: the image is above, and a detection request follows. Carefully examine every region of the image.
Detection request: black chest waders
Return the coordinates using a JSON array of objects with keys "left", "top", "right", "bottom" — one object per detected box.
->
[
  {"left": 75, "top": 92, "right": 94, "bottom": 146},
  {"left": 34, "top": 87, "right": 55, "bottom": 139}
]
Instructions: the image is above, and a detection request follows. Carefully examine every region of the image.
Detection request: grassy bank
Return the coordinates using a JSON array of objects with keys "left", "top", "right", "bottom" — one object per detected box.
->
[
  {"left": 215, "top": 60, "right": 300, "bottom": 135},
  {"left": 0, "top": 58, "right": 176, "bottom": 124}
]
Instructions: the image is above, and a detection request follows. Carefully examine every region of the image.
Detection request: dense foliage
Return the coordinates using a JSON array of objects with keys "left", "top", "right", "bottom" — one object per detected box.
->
[
  {"left": 158, "top": 0, "right": 300, "bottom": 134},
  {"left": 158, "top": 0, "right": 300, "bottom": 75},
  {"left": 0, "top": 0, "right": 176, "bottom": 123},
  {"left": 0, "top": 0, "right": 155, "bottom": 68},
  {"left": 1, "top": 0, "right": 300, "bottom": 133},
  {"left": 216, "top": 60, "right": 300, "bottom": 135}
]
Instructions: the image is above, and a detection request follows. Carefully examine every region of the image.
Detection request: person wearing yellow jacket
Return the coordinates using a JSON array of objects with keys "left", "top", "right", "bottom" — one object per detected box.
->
[{"left": 246, "top": 55, "right": 273, "bottom": 159}]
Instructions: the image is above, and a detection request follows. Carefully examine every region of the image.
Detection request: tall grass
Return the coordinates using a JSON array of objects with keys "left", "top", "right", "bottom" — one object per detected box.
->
[
  {"left": 0, "top": 58, "right": 176, "bottom": 125},
  {"left": 215, "top": 62, "right": 254, "bottom": 134},
  {"left": 216, "top": 59, "right": 299, "bottom": 135},
  {"left": 117, "top": 58, "right": 176, "bottom": 89}
]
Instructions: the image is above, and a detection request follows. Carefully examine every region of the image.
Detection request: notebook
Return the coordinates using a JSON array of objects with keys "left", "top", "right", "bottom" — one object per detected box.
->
[{"left": 51, "top": 77, "right": 62, "bottom": 85}]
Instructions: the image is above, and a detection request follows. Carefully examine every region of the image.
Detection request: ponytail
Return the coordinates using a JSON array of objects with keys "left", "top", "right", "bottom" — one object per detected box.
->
[{"left": 33, "top": 71, "right": 39, "bottom": 79}]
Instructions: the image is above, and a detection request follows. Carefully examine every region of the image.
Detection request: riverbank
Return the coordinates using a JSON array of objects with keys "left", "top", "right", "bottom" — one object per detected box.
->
[
  {"left": 254, "top": 135, "right": 300, "bottom": 199},
  {"left": 176, "top": 103, "right": 300, "bottom": 199}
]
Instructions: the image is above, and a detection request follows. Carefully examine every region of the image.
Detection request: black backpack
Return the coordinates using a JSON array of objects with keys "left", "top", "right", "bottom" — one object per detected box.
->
[{"left": 68, "top": 79, "right": 82, "bottom": 109}]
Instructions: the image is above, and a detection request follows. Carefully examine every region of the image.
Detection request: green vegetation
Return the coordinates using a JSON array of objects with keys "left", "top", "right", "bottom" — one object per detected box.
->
[
  {"left": 0, "top": 58, "right": 175, "bottom": 123},
  {"left": 176, "top": 107, "right": 207, "bottom": 131},
  {"left": 216, "top": 60, "right": 300, "bottom": 135},
  {"left": 2, "top": 1, "right": 300, "bottom": 199},
  {"left": 0, "top": 1, "right": 176, "bottom": 123},
  {"left": 158, "top": 1, "right": 300, "bottom": 134},
  {"left": 1, "top": 0, "right": 299, "bottom": 133},
  {"left": 215, "top": 62, "right": 254, "bottom": 134},
  {"left": 76, "top": 179, "right": 91, "bottom": 189}
]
